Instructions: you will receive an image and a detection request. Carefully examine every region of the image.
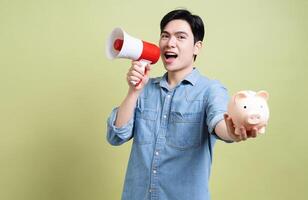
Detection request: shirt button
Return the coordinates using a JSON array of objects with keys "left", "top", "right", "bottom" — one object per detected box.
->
[
  {"left": 153, "top": 170, "right": 157, "bottom": 174},
  {"left": 163, "top": 115, "right": 167, "bottom": 118},
  {"left": 167, "top": 95, "right": 171, "bottom": 98},
  {"left": 155, "top": 151, "right": 159, "bottom": 156}
]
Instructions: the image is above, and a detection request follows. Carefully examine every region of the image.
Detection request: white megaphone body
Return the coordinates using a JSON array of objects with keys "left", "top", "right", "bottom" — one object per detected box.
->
[{"left": 106, "top": 27, "right": 160, "bottom": 86}]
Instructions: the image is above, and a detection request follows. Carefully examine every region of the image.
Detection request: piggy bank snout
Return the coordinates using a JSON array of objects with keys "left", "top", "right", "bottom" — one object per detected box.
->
[{"left": 247, "top": 114, "right": 261, "bottom": 125}]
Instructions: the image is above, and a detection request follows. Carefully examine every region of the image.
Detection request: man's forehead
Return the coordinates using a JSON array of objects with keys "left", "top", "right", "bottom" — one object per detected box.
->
[{"left": 162, "top": 19, "right": 192, "bottom": 34}]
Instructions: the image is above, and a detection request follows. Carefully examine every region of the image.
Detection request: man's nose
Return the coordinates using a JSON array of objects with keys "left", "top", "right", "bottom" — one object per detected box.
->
[{"left": 167, "top": 36, "right": 176, "bottom": 47}]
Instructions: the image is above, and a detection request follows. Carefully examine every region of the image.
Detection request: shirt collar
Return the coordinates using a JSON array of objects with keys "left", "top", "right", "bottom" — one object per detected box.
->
[
  {"left": 183, "top": 68, "right": 199, "bottom": 86},
  {"left": 153, "top": 68, "right": 200, "bottom": 91}
]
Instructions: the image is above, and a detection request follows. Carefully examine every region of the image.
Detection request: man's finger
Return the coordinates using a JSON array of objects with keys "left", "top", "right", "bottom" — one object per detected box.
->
[
  {"left": 224, "top": 114, "right": 235, "bottom": 134},
  {"left": 251, "top": 127, "right": 258, "bottom": 138},
  {"left": 240, "top": 127, "right": 247, "bottom": 141},
  {"left": 131, "top": 61, "right": 146, "bottom": 76}
]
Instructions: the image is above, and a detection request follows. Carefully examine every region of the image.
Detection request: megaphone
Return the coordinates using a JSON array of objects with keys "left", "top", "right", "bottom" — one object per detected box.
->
[{"left": 106, "top": 27, "right": 160, "bottom": 86}]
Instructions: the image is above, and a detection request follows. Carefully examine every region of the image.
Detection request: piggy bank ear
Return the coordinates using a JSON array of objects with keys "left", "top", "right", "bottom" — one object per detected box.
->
[
  {"left": 233, "top": 91, "right": 247, "bottom": 104},
  {"left": 256, "top": 90, "right": 269, "bottom": 101}
]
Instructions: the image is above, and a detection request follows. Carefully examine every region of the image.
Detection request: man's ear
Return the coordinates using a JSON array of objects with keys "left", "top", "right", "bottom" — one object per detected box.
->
[{"left": 193, "top": 41, "right": 203, "bottom": 55}]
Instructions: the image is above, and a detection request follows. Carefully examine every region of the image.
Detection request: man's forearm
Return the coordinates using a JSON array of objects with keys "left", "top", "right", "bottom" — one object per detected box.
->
[
  {"left": 114, "top": 90, "right": 140, "bottom": 128},
  {"left": 214, "top": 120, "right": 234, "bottom": 142}
]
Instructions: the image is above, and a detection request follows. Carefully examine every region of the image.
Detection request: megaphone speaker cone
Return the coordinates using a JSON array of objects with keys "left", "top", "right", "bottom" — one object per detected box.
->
[{"left": 113, "top": 39, "right": 123, "bottom": 51}]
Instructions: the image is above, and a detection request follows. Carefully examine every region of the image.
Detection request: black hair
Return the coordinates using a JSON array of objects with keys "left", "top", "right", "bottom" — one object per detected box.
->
[
  {"left": 160, "top": 9, "right": 205, "bottom": 61},
  {"left": 160, "top": 9, "right": 205, "bottom": 43}
]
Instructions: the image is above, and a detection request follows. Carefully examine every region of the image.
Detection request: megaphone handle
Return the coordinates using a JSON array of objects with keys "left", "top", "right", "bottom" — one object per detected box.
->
[{"left": 131, "top": 59, "right": 151, "bottom": 87}]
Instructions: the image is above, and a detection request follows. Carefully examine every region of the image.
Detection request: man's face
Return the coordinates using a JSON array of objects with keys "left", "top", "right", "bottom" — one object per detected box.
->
[{"left": 159, "top": 19, "right": 201, "bottom": 72}]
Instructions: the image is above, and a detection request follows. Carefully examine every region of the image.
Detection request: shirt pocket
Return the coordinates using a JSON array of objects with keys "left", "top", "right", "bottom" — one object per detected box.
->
[
  {"left": 166, "top": 111, "right": 202, "bottom": 150},
  {"left": 134, "top": 107, "right": 157, "bottom": 145}
]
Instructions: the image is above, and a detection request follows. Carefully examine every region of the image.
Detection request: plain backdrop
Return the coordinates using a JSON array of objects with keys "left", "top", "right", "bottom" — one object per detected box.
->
[{"left": 1, "top": 0, "right": 307, "bottom": 199}]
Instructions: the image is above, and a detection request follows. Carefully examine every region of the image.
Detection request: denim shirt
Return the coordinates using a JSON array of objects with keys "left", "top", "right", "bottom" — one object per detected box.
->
[{"left": 107, "top": 68, "right": 229, "bottom": 200}]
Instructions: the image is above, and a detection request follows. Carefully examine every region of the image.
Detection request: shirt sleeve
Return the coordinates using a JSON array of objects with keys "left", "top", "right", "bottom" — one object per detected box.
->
[
  {"left": 106, "top": 107, "right": 134, "bottom": 146},
  {"left": 205, "top": 81, "right": 229, "bottom": 138}
]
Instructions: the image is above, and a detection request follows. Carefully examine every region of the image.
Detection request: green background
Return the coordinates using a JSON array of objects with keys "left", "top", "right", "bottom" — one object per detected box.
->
[{"left": 1, "top": 0, "right": 307, "bottom": 199}]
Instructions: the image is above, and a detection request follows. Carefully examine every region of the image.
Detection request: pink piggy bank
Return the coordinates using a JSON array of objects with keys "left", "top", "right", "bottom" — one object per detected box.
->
[{"left": 228, "top": 90, "right": 270, "bottom": 135}]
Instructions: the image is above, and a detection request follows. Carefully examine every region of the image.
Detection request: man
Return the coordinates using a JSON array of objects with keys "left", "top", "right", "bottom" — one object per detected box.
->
[{"left": 107, "top": 9, "right": 258, "bottom": 200}]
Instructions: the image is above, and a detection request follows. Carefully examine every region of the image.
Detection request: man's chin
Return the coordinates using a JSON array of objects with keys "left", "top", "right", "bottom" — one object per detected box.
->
[
  {"left": 163, "top": 64, "right": 176, "bottom": 71},
  {"left": 165, "top": 66, "right": 182, "bottom": 73}
]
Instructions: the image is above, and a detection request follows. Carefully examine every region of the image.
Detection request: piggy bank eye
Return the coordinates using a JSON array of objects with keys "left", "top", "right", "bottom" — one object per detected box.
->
[
  {"left": 260, "top": 105, "right": 263, "bottom": 108},
  {"left": 243, "top": 106, "right": 247, "bottom": 109}
]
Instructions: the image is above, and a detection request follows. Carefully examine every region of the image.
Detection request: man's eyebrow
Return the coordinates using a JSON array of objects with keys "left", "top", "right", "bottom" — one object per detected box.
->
[
  {"left": 160, "top": 31, "right": 189, "bottom": 36},
  {"left": 161, "top": 31, "right": 170, "bottom": 35},
  {"left": 174, "top": 31, "right": 189, "bottom": 36}
]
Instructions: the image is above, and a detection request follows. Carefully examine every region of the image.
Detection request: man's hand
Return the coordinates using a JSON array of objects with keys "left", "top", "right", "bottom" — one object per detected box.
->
[
  {"left": 223, "top": 113, "right": 258, "bottom": 142},
  {"left": 126, "top": 61, "right": 152, "bottom": 92}
]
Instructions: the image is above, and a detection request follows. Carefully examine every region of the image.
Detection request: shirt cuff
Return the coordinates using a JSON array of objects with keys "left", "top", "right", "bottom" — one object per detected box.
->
[
  {"left": 208, "top": 112, "right": 224, "bottom": 134},
  {"left": 107, "top": 107, "right": 134, "bottom": 139},
  {"left": 209, "top": 113, "right": 234, "bottom": 143}
]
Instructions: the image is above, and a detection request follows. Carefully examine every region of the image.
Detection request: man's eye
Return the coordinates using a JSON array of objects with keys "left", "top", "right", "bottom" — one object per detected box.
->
[
  {"left": 161, "top": 35, "right": 169, "bottom": 39},
  {"left": 177, "top": 35, "right": 186, "bottom": 39}
]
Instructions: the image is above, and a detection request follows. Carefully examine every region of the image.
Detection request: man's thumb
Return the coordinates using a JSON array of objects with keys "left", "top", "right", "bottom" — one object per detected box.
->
[{"left": 145, "top": 64, "right": 152, "bottom": 76}]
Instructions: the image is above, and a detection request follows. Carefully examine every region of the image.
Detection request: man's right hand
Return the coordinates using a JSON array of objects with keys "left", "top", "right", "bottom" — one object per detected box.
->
[{"left": 126, "top": 61, "right": 152, "bottom": 92}]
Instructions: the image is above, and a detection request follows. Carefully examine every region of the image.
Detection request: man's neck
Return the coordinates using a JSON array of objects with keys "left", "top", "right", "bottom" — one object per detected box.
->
[{"left": 167, "top": 66, "right": 194, "bottom": 89}]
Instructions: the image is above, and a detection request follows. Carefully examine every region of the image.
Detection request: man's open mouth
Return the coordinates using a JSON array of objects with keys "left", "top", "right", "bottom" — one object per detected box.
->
[{"left": 164, "top": 52, "right": 178, "bottom": 59}]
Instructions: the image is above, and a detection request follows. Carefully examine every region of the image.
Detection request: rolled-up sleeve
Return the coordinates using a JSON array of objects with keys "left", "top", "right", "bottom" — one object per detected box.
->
[
  {"left": 205, "top": 82, "right": 229, "bottom": 135},
  {"left": 106, "top": 107, "right": 134, "bottom": 146}
]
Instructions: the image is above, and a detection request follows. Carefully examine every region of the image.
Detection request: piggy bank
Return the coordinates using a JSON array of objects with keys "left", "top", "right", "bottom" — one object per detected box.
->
[{"left": 228, "top": 90, "right": 270, "bottom": 135}]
